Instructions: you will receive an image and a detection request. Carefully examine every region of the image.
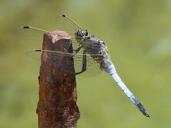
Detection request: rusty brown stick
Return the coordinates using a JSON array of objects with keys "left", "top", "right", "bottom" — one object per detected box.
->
[{"left": 37, "top": 31, "right": 80, "bottom": 128}]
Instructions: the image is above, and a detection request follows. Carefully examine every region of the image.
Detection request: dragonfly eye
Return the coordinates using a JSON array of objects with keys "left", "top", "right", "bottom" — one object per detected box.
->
[
  {"left": 84, "top": 30, "right": 88, "bottom": 36},
  {"left": 76, "top": 29, "right": 88, "bottom": 38},
  {"left": 81, "top": 30, "right": 88, "bottom": 36},
  {"left": 76, "top": 30, "right": 82, "bottom": 37}
]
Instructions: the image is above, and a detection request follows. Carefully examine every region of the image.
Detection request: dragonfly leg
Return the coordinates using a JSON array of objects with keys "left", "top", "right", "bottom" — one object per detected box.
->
[
  {"left": 73, "top": 45, "right": 83, "bottom": 54},
  {"left": 75, "top": 50, "right": 87, "bottom": 75}
]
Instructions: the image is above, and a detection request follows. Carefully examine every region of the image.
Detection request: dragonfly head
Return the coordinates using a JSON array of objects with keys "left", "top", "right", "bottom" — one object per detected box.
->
[{"left": 75, "top": 29, "right": 88, "bottom": 40}]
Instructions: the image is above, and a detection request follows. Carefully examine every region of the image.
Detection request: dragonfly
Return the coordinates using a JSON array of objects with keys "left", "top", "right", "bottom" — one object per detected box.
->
[{"left": 24, "top": 14, "right": 150, "bottom": 117}]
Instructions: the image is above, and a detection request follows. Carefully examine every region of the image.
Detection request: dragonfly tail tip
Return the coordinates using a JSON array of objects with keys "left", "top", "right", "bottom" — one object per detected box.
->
[
  {"left": 143, "top": 111, "right": 150, "bottom": 118},
  {"left": 136, "top": 102, "right": 150, "bottom": 118}
]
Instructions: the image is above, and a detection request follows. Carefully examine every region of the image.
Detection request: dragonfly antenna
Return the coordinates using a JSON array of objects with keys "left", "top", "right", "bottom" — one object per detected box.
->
[
  {"left": 61, "top": 14, "right": 81, "bottom": 29},
  {"left": 23, "top": 26, "right": 48, "bottom": 32}
]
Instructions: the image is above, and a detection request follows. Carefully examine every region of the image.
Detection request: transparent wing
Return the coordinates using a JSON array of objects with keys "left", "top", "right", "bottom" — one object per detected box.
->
[
  {"left": 26, "top": 49, "right": 102, "bottom": 75},
  {"left": 73, "top": 48, "right": 102, "bottom": 76},
  {"left": 55, "top": 16, "right": 83, "bottom": 51}
]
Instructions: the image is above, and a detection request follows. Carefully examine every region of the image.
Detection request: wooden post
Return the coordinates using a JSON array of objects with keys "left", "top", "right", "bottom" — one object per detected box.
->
[{"left": 37, "top": 31, "right": 80, "bottom": 128}]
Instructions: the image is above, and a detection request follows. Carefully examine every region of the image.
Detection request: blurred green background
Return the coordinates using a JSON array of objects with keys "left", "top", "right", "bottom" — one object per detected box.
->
[{"left": 0, "top": 0, "right": 171, "bottom": 128}]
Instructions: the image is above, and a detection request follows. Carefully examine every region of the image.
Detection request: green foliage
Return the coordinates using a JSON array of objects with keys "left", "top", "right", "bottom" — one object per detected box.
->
[{"left": 0, "top": 0, "right": 171, "bottom": 127}]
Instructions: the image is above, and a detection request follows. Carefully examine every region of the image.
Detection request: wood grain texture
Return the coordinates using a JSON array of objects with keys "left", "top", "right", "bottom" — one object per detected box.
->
[{"left": 37, "top": 31, "right": 80, "bottom": 128}]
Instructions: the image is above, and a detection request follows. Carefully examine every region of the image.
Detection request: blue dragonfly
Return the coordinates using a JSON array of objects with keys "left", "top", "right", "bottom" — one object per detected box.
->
[{"left": 24, "top": 14, "right": 150, "bottom": 117}]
